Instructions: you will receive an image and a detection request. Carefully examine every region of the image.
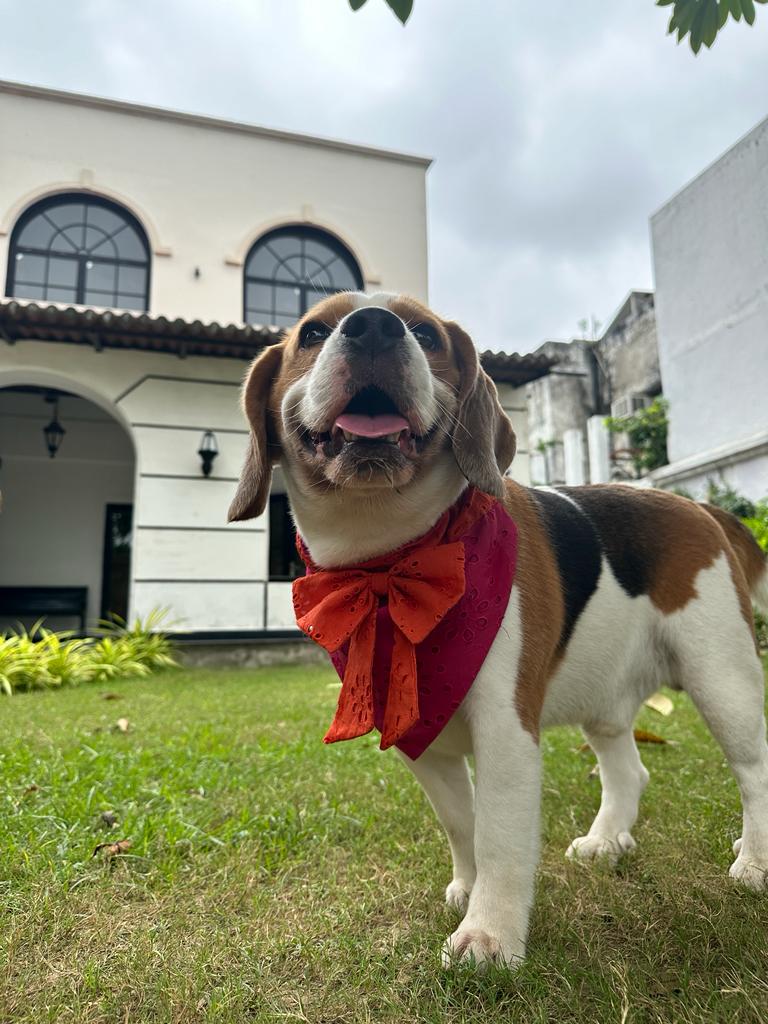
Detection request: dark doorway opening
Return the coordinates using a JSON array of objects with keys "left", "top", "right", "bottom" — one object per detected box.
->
[
  {"left": 101, "top": 504, "right": 133, "bottom": 621},
  {"left": 268, "top": 493, "right": 303, "bottom": 581}
]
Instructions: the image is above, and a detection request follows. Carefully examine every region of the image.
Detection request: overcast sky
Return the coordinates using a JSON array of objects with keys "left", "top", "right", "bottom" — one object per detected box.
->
[{"left": 2, "top": 0, "right": 768, "bottom": 352}]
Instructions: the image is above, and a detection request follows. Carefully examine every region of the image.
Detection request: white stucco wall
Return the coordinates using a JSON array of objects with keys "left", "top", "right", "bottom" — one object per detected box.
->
[
  {"left": 0, "top": 390, "right": 134, "bottom": 629},
  {"left": 0, "top": 82, "right": 430, "bottom": 321},
  {"left": 651, "top": 115, "right": 768, "bottom": 499}
]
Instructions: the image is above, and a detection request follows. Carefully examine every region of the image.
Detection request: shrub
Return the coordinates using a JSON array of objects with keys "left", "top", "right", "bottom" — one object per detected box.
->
[
  {"left": 0, "top": 610, "right": 177, "bottom": 695},
  {"left": 743, "top": 499, "right": 768, "bottom": 554},
  {"left": 705, "top": 485, "right": 768, "bottom": 650},
  {"left": 742, "top": 500, "right": 768, "bottom": 650},
  {"left": 605, "top": 398, "right": 669, "bottom": 478},
  {"left": 705, "top": 479, "right": 757, "bottom": 519}
]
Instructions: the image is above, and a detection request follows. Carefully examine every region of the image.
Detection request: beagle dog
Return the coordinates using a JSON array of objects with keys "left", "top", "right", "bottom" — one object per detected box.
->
[{"left": 229, "top": 292, "right": 768, "bottom": 969}]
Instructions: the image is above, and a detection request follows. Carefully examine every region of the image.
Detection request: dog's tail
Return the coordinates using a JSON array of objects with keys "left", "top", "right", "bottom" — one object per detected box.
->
[{"left": 701, "top": 502, "right": 768, "bottom": 615}]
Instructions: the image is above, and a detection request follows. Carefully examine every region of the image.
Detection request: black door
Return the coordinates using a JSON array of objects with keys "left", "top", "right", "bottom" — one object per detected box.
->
[{"left": 100, "top": 504, "right": 133, "bottom": 622}]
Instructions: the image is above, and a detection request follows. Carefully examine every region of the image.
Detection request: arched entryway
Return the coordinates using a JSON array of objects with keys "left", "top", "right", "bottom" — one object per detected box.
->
[{"left": 0, "top": 383, "right": 136, "bottom": 633}]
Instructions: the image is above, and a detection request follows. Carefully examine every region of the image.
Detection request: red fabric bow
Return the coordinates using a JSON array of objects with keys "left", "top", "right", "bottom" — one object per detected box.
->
[{"left": 293, "top": 543, "right": 466, "bottom": 749}]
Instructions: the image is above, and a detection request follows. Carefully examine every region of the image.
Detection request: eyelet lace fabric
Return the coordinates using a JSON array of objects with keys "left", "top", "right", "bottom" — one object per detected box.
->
[{"left": 293, "top": 487, "right": 518, "bottom": 760}]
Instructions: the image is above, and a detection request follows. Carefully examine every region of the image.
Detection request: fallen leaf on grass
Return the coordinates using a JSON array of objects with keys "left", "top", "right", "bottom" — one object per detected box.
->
[
  {"left": 101, "top": 692, "right": 122, "bottom": 701},
  {"left": 644, "top": 692, "right": 674, "bottom": 716},
  {"left": 578, "top": 729, "right": 671, "bottom": 754},
  {"left": 92, "top": 838, "right": 132, "bottom": 859},
  {"left": 100, "top": 810, "right": 118, "bottom": 829},
  {"left": 633, "top": 729, "right": 670, "bottom": 745},
  {"left": 22, "top": 783, "right": 40, "bottom": 796},
  {"left": 113, "top": 718, "right": 130, "bottom": 733}
]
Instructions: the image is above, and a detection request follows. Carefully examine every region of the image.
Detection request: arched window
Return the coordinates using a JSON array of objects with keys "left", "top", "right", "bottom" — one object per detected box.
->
[
  {"left": 244, "top": 226, "right": 363, "bottom": 327},
  {"left": 6, "top": 193, "right": 150, "bottom": 311}
]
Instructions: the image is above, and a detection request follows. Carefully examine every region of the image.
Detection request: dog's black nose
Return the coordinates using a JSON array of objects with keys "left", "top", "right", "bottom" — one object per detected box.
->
[{"left": 341, "top": 307, "right": 405, "bottom": 352}]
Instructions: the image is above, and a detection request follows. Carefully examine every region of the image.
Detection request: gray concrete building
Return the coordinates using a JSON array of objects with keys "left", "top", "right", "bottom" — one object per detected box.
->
[{"left": 526, "top": 290, "right": 661, "bottom": 485}]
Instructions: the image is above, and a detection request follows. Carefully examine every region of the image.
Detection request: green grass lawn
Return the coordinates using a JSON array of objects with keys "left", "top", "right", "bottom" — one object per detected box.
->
[{"left": 2, "top": 662, "right": 768, "bottom": 1024}]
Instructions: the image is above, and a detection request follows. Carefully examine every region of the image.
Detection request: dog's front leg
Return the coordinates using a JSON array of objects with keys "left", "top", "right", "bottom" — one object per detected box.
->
[
  {"left": 443, "top": 696, "right": 541, "bottom": 970},
  {"left": 396, "top": 744, "right": 476, "bottom": 912}
]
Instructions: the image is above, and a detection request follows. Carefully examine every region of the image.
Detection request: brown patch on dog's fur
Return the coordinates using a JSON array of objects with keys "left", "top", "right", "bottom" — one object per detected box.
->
[
  {"left": 635, "top": 492, "right": 724, "bottom": 615},
  {"left": 503, "top": 480, "right": 564, "bottom": 739},
  {"left": 562, "top": 486, "right": 734, "bottom": 615},
  {"left": 386, "top": 295, "right": 463, "bottom": 393}
]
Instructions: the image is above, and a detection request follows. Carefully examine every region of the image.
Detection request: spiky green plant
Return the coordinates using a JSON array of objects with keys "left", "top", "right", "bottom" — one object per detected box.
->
[{"left": 0, "top": 609, "right": 177, "bottom": 695}]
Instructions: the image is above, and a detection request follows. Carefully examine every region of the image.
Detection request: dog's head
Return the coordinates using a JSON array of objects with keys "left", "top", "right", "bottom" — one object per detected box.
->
[{"left": 228, "top": 292, "right": 516, "bottom": 521}]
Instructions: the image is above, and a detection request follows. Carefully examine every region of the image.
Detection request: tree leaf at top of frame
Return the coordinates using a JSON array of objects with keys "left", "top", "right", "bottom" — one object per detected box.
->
[
  {"left": 727, "top": 0, "right": 743, "bottom": 21},
  {"left": 702, "top": 0, "right": 721, "bottom": 44},
  {"left": 671, "top": 0, "right": 696, "bottom": 32},
  {"left": 741, "top": 0, "right": 756, "bottom": 23},
  {"left": 385, "top": 0, "right": 414, "bottom": 24},
  {"left": 689, "top": 0, "right": 710, "bottom": 51},
  {"left": 672, "top": 0, "right": 700, "bottom": 39},
  {"left": 717, "top": 0, "right": 731, "bottom": 27},
  {"left": 349, "top": 0, "right": 369, "bottom": 9}
]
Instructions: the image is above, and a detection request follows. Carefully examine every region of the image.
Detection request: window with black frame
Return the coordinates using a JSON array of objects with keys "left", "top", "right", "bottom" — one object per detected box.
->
[
  {"left": 268, "top": 493, "right": 304, "bottom": 581},
  {"left": 244, "top": 225, "right": 363, "bottom": 328},
  {"left": 6, "top": 193, "right": 150, "bottom": 311}
]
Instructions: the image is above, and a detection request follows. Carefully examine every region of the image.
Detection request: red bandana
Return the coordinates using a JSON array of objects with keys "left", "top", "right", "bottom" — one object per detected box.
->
[{"left": 292, "top": 487, "right": 518, "bottom": 759}]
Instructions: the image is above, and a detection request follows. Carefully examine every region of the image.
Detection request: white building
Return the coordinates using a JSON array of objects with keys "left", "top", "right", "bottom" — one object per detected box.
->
[
  {"left": 651, "top": 114, "right": 768, "bottom": 500},
  {"left": 0, "top": 81, "right": 544, "bottom": 644}
]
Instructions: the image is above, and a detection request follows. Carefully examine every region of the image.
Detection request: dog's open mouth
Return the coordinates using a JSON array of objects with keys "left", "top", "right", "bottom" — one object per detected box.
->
[{"left": 307, "top": 386, "right": 420, "bottom": 457}]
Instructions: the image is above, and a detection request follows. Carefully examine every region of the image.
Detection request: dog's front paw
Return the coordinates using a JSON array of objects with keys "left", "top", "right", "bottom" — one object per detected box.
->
[
  {"left": 441, "top": 926, "right": 524, "bottom": 971},
  {"left": 445, "top": 878, "right": 472, "bottom": 914},
  {"left": 730, "top": 851, "right": 768, "bottom": 892},
  {"left": 566, "top": 832, "right": 636, "bottom": 866}
]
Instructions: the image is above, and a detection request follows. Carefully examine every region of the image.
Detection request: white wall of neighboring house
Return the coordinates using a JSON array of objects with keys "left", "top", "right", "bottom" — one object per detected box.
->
[{"left": 651, "top": 115, "right": 768, "bottom": 500}]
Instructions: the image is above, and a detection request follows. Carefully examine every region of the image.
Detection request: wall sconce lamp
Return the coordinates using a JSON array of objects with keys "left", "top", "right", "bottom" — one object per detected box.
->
[
  {"left": 198, "top": 430, "right": 219, "bottom": 477},
  {"left": 43, "top": 395, "right": 66, "bottom": 459}
]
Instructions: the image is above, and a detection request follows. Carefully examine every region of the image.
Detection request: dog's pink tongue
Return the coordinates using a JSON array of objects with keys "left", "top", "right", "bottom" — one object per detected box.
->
[{"left": 335, "top": 412, "right": 409, "bottom": 438}]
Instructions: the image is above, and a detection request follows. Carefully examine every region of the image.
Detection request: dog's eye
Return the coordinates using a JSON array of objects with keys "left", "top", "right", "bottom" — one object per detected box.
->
[
  {"left": 299, "top": 321, "right": 331, "bottom": 347},
  {"left": 412, "top": 323, "right": 441, "bottom": 351}
]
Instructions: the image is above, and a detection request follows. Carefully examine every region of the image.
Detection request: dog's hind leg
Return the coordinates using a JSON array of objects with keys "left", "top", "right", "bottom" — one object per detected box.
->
[
  {"left": 396, "top": 745, "right": 476, "bottom": 912},
  {"left": 672, "top": 555, "right": 768, "bottom": 891},
  {"left": 566, "top": 725, "right": 649, "bottom": 865}
]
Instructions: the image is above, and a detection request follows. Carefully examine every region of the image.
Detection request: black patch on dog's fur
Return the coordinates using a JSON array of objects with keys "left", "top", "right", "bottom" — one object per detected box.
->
[
  {"left": 560, "top": 486, "right": 654, "bottom": 599},
  {"left": 531, "top": 489, "right": 602, "bottom": 650}
]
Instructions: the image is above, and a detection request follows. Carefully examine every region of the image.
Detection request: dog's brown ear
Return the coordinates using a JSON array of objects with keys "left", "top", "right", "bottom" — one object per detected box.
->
[
  {"left": 228, "top": 344, "right": 284, "bottom": 522},
  {"left": 446, "top": 322, "right": 516, "bottom": 498}
]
